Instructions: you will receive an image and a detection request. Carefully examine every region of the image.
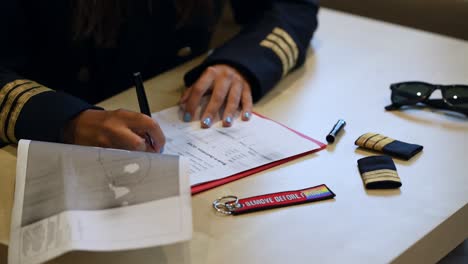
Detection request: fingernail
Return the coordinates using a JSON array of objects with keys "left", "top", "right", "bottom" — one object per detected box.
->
[
  {"left": 202, "top": 117, "right": 212, "bottom": 127},
  {"left": 225, "top": 116, "right": 232, "bottom": 125},
  {"left": 183, "top": 112, "right": 191, "bottom": 122},
  {"left": 243, "top": 112, "right": 251, "bottom": 120},
  {"left": 159, "top": 147, "right": 164, "bottom": 154}
]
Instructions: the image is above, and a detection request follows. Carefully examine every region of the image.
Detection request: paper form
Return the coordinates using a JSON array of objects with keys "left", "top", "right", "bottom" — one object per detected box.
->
[{"left": 154, "top": 106, "right": 323, "bottom": 186}]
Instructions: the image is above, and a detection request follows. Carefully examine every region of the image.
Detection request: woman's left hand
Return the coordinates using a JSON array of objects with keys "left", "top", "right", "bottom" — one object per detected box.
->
[{"left": 179, "top": 64, "right": 253, "bottom": 128}]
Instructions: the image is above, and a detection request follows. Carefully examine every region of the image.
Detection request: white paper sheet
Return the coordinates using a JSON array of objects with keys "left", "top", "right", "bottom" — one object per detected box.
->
[
  {"left": 154, "top": 106, "right": 323, "bottom": 186},
  {"left": 9, "top": 140, "right": 192, "bottom": 264}
]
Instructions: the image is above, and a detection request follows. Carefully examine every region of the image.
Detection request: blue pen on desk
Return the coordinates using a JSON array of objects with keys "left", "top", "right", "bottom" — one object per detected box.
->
[
  {"left": 133, "top": 72, "right": 156, "bottom": 151},
  {"left": 326, "top": 119, "right": 346, "bottom": 144}
]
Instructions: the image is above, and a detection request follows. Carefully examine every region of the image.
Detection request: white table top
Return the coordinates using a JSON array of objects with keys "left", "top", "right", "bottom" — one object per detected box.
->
[{"left": 1, "top": 8, "right": 467, "bottom": 264}]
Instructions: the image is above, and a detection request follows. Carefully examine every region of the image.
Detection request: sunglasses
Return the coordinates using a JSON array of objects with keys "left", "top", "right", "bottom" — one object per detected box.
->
[{"left": 385, "top": 81, "right": 468, "bottom": 116}]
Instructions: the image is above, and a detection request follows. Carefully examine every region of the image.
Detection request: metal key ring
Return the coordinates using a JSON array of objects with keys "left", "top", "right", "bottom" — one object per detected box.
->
[{"left": 212, "top": 195, "right": 240, "bottom": 215}]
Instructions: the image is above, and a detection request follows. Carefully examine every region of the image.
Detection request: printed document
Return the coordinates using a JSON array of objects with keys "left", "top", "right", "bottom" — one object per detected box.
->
[
  {"left": 9, "top": 140, "right": 192, "bottom": 264},
  {"left": 154, "top": 106, "right": 323, "bottom": 186}
]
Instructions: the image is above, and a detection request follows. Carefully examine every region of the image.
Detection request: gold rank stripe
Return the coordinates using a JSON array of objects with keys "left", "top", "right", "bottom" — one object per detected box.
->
[
  {"left": 273, "top": 27, "right": 298, "bottom": 64},
  {"left": 355, "top": 133, "right": 395, "bottom": 151},
  {"left": 0, "top": 79, "right": 31, "bottom": 101},
  {"left": 0, "top": 81, "right": 41, "bottom": 142},
  {"left": 355, "top": 132, "right": 378, "bottom": 146},
  {"left": 266, "top": 33, "right": 294, "bottom": 70},
  {"left": 260, "top": 27, "right": 299, "bottom": 76},
  {"left": 0, "top": 80, "right": 52, "bottom": 143},
  {"left": 260, "top": 40, "right": 289, "bottom": 77},
  {"left": 0, "top": 82, "right": 40, "bottom": 142},
  {"left": 362, "top": 169, "right": 400, "bottom": 184},
  {"left": 7, "top": 87, "right": 52, "bottom": 142}
]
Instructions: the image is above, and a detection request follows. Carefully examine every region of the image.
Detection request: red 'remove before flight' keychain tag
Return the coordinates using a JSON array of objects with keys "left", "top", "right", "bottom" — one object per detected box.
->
[{"left": 212, "top": 184, "right": 335, "bottom": 215}]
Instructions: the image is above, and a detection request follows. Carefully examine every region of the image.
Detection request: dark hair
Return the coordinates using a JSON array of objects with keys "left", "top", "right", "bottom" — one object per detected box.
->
[{"left": 73, "top": 0, "right": 213, "bottom": 47}]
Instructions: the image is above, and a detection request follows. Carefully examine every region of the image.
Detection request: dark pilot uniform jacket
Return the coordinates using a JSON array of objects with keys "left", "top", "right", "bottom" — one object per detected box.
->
[{"left": 0, "top": 0, "right": 319, "bottom": 145}]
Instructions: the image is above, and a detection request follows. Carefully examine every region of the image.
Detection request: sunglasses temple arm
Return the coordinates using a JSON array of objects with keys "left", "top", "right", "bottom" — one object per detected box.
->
[
  {"left": 385, "top": 99, "right": 468, "bottom": 116},
  {"left": 424, "top": 99, "right": 468, "bottom": 116}
]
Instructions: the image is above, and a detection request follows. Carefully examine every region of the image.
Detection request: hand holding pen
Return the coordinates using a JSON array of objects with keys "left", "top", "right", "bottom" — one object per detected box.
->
[
  {"left": 62, "top": 108, "right": 165, "bottom": 153},
  {"left": 61, "top": 74, "right": 165, "bottom": 153},
  {"left": 133, "top": 72, "right": 165, "bottom": 153}
]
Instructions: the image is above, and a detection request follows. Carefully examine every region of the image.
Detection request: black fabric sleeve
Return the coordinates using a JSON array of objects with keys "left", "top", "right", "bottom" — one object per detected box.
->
[
  {"left": 0, "top": 1, "right": 99, "bottom": 145},
  {"left": 0, "top": 71, "right": 100, "bottom": 145},
  {"left": 14, "top": 90, "right": 100, "bottom": 143},
  {"left": 184, "top": 0, "right": 319, "bottom": 102}
]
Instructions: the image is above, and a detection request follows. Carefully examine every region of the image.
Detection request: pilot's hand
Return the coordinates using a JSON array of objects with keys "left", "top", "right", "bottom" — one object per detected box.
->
[
  {"left": 63, "top": 109, "right": 165, "bottom": 153},
  {"left": 180, "top": 64, "right": 253, "bottom": 128}
]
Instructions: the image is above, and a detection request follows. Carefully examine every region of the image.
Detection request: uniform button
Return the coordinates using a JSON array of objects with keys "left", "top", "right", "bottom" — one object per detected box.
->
[
  {"left": 77, "top": 67, "right": 90, "bottom": 83},
  {"left": 177, "top": 46, "right": 192, "bottom": 57}
]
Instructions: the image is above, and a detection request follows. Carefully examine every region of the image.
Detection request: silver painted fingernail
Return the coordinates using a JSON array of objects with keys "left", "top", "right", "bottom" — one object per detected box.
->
[{"left": 203, "top": 117, "right": 212, "bottom": 127}]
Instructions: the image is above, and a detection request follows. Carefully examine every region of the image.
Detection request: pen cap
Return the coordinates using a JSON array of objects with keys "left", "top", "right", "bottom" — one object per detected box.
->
[{"left": 326, "top": 119, "right": 346, "bottom": 143}]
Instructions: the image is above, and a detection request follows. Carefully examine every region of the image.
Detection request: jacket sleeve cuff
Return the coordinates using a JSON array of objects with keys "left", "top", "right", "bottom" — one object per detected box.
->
[{"left": 14, "top": 91, "right": 102, "bottom": 143}]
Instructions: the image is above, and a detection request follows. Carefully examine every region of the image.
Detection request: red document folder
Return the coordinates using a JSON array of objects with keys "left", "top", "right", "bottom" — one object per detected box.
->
[{"left": 191, "top": 112, "right": 327, "bottom": 194}]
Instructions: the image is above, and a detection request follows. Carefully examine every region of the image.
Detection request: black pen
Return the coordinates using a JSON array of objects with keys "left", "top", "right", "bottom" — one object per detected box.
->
[{"left": 133, "top": 72, "right": 156, "bottom": 151}]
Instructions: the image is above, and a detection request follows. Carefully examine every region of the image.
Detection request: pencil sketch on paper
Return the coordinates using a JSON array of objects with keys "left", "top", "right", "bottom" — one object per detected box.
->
[
  {"left": 9, "top": 140, "right": 192, "bottom": 264},
  {"left": 21, "top": 141, "right": 180, "bottom": 227}
]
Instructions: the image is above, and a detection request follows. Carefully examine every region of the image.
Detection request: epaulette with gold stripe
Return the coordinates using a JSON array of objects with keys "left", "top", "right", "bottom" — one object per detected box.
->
[
  {"left": 355, "top": 133, "right": 423, "bottom": 160},
  {"left": 0, "top": 79, "right": 52, "bottom": 143},
  {"left": 357, "top": 155, "right": 402, "bottom": 189}
]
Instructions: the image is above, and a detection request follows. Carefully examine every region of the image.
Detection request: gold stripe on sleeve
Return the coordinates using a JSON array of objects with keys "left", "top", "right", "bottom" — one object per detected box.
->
[
  {"left": 266, "top": 33, "right": 294, "bottom": 71},
  {"left": 0, "top": 80, "right": 31, "bottom": 107},
  {"left": 0, "top": 82, "right": 39, "bottom": 142},
  {"left": 273, "top": 27, "right": 299, "bottom": 63},
  {"left": 260, "top": 39, "right": 289, "bottom": 77},
  {"left": 0, "top": 81, "right": 51, "bottom": 142},
  {"left": 7, "top": 86, "right": 52, "bottom": 143}
]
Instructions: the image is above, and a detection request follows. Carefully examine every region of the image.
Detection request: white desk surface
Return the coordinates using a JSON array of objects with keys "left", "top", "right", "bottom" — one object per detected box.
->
[{"left": 1, "top": 8, "right": 467, "bottom": 264}]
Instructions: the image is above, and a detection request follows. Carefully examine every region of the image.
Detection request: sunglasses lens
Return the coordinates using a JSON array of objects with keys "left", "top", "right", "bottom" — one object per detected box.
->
[
  {"left": 445, "top": 87, "right": 468, "bottom": 109},
  {"left": 392, "top": 83, "right": 432, "bottom": 105}
]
